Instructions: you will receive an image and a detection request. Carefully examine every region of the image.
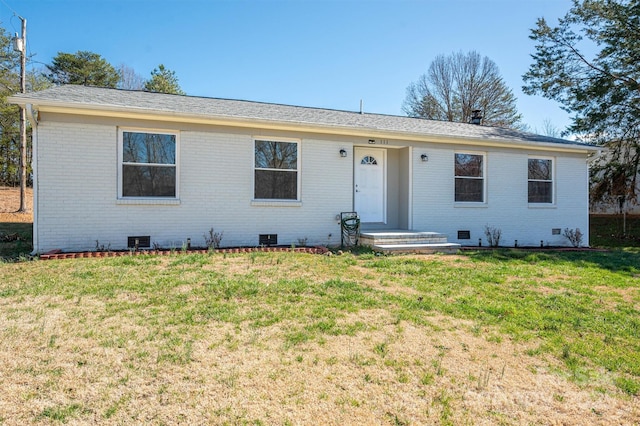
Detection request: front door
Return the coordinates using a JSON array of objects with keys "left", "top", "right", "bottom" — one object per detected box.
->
[{"left": 354, "top": 147, "right": 386, "bottom": 223}]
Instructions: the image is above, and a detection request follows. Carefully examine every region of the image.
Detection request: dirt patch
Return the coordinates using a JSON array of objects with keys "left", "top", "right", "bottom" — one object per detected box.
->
[{"left": 0, "top": 186, "right": 33, "bottom": 223}]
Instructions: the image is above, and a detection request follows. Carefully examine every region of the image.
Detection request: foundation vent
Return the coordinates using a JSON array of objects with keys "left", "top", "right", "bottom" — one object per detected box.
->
[
  {"left": 259, "top": 234, "right": 278, "bottom": 246},
  {"left": 457, "top": 230, "right": 471, "bottom": 240},
  {"left": 127, "top": 236, "right": 151, "bottom": 249}
]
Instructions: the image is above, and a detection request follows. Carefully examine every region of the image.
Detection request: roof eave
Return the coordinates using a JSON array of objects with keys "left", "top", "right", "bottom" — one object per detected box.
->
[{"left": 10, "top": 95, "right": 599, "bottom": 154}]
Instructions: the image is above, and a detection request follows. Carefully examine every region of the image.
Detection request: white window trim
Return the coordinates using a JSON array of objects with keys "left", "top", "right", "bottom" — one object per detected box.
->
[
  {"left": 528, "top": 156, "right": 555, "bottom": 206},
  {"left": 117, "top": 127, "right": 180, "bottom": 201},
  {"left": 252, "top": 137, "right": 301, "bottom": 202},
  {"left": 454, "top": 151, "right": 487, "bottom": 206}
]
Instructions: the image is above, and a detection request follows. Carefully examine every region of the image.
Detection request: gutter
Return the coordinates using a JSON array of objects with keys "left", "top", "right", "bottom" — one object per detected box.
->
[{"left": 25, "top": 103, "right": 38, "bottom": 255}]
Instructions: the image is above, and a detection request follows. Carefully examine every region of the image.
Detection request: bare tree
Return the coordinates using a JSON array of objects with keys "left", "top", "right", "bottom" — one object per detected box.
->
[
  {"left": 402, "top": 51, "right": 523, "bottom": 129},
  {"left": 537, "top": 118, "right": 561, "bottom": 138},
  {"left": 117, "top": 64, "right": 145, "bottom": 90}
]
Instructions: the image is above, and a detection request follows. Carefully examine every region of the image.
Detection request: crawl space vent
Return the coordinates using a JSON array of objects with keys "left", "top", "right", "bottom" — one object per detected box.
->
[
  {"left": 259, "top": 234, "right": 278, "bottom": 246},
  {"left": 457, "top": 230, "right": 471, "bottom": 240},
  {"left": 127, "top": 236, "right": 151, "bottom": 249}
]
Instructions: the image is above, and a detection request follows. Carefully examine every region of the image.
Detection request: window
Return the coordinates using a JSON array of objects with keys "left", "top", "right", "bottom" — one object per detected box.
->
[
  {"left": 455, "top": 153, "right": 484, "bottom": 202},
  {"left": 120, "top": 130, "right": 177, "bottom": 198},
  {"left": 361, "top": 156, "right": 378, "bottom": 165},
  {"left": 254, "top": 139, "right": 299, "bottom": 200},
  {"left": 528, "top": 158, "right": 553, "bottom": 203}
]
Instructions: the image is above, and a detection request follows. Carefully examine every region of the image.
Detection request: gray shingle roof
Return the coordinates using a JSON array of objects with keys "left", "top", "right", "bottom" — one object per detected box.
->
[{"left": 11, "top": 85, "right": 595, "bottom": 150}]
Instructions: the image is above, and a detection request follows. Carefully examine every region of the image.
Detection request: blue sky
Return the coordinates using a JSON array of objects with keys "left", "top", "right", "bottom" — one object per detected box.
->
[{"left": 2, "top": 0, "right": 574, "bottom": 134}]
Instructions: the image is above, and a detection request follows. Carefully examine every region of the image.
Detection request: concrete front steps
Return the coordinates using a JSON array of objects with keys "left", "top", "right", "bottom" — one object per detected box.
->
[{"left": 359, "top": 230, "right": 460, "bottom": 254}]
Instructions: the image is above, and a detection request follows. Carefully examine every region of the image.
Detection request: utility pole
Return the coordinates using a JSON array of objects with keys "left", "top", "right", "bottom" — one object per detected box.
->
[{"left": 14, "top": 16, "right": 27, "bottom": 212}]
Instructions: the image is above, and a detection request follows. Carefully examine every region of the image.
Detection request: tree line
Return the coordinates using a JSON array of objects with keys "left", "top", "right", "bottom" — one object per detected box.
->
[
  {"left": 0, "top": 29, "right": 185, "bottom": 186},
  {"left": 404, "top": 0, "right": 639, "bottom": 211},
  {"left": 523, "top": 0, "right": 640, "bottom": 211},
  {"left": 1, "top": 0, "right": 636, "bottom": 210},
  {"left": 45, "top": 51, "right": 185, "bottom": 94}
]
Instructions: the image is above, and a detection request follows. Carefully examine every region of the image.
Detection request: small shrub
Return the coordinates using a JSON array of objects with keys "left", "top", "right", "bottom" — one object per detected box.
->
[
  {"left": 95, "top": 240, "right": 110, "bottom": 252},
  {"left": 484, "top": 225, "right": 502, "bottom": 247},
  {"left": 563, "top": 228, "right": 583, "bottom": 247},
  {"left": 296, "top": 237, "right": 308, "bottom": 247},
  {"left": 204, "top": 228, "right": 223, "bottom": 249}
]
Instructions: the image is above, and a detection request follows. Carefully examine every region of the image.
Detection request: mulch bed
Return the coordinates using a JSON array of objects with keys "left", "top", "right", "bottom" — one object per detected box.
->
[
  {"left": 39, "top": 246, "right": 330, "bottom": 260},
  {"left": 38, "top": 245, "right": 610, "bottom": 260}
]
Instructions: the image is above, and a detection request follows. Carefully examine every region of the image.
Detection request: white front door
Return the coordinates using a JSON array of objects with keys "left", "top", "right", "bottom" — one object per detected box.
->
[{"left": 354, "top": 147, "right": 386, "bottom": 223}]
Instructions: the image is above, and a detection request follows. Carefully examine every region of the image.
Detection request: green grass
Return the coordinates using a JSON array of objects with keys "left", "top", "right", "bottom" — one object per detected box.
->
[
  {"left": 38, "top": 403, "right": 87, "bottom": 422},
  {"left": 2, "top": 249, "right": 639, "bottom": 397},
  {"left": 0, "top": 222, "right": 32, "bottom": 259},
  {"left": 1, "top": 217, "right": 640, "bottom": 418},
  {"left": 590, "top": 214, "right": 640, "bottom": 247}
]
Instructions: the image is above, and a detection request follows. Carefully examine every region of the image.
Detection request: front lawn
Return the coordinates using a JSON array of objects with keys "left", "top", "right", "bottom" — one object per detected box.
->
[{"left": 1, "top": 250, "right": 638, "bottom": 424}]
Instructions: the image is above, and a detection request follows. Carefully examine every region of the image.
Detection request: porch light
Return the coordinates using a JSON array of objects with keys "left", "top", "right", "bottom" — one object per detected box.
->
[
  {"left": 339, "top": 149, "right": 347, "bottom": 158},
  {"left": 421, "top": 154, "right": 429, "bottom": 162}
]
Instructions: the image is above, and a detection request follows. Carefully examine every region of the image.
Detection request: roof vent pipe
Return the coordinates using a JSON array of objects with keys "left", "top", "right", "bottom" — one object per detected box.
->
[
  {"left": 470, "top": 109, "right": 482, "bottom": 125},
  {"left": 360, "top": 99, "right": 363, "bottom": 114}
]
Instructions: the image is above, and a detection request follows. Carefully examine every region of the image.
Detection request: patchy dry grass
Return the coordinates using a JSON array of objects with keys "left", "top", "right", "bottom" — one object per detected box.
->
[
  {"left": 1, "top": 188, "right": 639, "bottom": 423},
  {"left": 1, "top": 250, "right": 639, "bottom": 425}
]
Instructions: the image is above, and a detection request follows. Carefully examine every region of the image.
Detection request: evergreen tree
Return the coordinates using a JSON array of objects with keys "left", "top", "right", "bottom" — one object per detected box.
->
[
  {"left": 144, "top": 64, "right": 185, "bottom": 95},
  {"left": 46, "top": 51, "right": 120, "bottom": 87},
  {"left": 523, "top": 0, "right": 640, "bottom": 208}
]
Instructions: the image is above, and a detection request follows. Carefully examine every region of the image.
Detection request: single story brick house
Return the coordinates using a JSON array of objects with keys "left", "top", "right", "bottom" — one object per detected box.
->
[{"left": 10, "top": 85, "right": 599, "bottom": 253}]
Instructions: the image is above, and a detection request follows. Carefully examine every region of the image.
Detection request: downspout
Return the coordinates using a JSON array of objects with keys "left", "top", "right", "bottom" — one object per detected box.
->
[{"left": 26, "top": 103, "right": 38, "bottom": 254}]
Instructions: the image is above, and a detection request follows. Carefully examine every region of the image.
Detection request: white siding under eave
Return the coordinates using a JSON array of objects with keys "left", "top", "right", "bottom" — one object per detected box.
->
[
  {"left": 411, "top": 147, "right": 590, "bottom": 247},
  {"left": 35, "top": 122, "right": 353, "bottom": 252}
]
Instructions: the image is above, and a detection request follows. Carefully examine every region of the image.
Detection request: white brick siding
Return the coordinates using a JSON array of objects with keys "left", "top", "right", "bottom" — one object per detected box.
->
[
  {"left": 34, "top": 118, "right": 591, "bottom": 252},
  {"left": 35, "top": 121, "right": 353, "bottom": 252},
  {"left": 411, "top": 146, "right": 589, "bottom": 247}
]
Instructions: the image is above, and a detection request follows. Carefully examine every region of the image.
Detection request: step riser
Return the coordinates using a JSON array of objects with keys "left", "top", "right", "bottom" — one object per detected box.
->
[
  {"left": 373, "top": 245, "right": 460, "bottom": 255},
  {"left": 360, "top": 239, "right": 449, "bottom": 246},
  {"left": 360, "top": 232, "right": 446, "bottom": 238},
  {"left": 359, "top": 230, "right": 460, "bottom": 254},
  {"left": 360, "top": 232, "right": 449, "bottom": 247}
]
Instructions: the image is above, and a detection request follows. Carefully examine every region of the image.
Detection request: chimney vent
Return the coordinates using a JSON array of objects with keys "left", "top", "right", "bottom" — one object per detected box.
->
[{"left": 471, "top": 109, "right": 483, "bottom": 125}]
